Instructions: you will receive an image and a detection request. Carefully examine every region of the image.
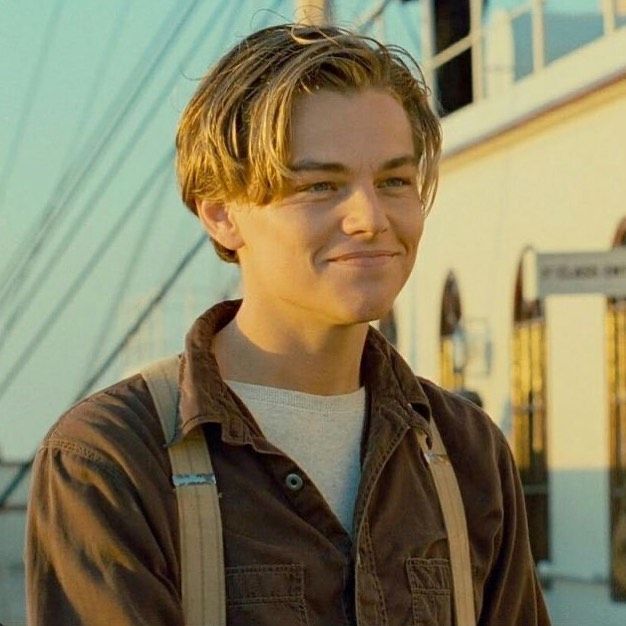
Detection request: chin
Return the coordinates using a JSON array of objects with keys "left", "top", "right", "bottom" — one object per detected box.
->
[{"left": 333, "top": 299, "right": 395, "bottom": 326}]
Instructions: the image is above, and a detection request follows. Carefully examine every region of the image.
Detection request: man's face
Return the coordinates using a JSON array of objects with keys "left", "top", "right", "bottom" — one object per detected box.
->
[{"left": 225, "top": 88, "right": 425, "bottom": 328}]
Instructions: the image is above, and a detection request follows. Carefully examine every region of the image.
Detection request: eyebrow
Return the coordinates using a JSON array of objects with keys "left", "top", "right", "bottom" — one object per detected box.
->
[{"left": 288, "top": 155, "right": 419, "bottom": 174}]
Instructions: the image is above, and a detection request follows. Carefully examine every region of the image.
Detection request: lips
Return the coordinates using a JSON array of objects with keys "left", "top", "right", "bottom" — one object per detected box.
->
[
  {"left": 329, "top": 250, "right": 398, "bottom": 261},
  {"left": 327, "top": 250, "right": 399, "bottom": 267}
]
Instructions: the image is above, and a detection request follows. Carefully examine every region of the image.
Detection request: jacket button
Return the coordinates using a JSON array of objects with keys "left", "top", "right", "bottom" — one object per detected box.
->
[{"left": 285, "top": 472, "right": 304, "bottom": 491}]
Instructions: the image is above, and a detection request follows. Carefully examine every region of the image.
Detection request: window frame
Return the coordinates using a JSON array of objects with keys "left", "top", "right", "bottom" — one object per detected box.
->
[
  {"left": 607, "top": 217, "right": 626, "bottom": 601},
  {"left": 439, "top": 271, "right": 465, "bottom": 391},
  {"left": 511, "top": 252, "right": 550, "bottom": 563}
]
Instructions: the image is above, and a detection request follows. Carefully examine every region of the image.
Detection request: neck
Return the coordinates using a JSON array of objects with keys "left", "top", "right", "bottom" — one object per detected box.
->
[{"left": 213, "top": 300, "right": 369, "bottom": 395}]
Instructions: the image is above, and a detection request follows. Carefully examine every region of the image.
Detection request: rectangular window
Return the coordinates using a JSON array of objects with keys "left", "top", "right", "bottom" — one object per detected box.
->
[
  {"left": 421, "top": 0, "right": 626, "bottom": 111},
  {"left": 427, "top": 0, "right": 475, "bottom": 115},
  {"left": 543, "top": 0, "right": 603, "bottom": 65}
]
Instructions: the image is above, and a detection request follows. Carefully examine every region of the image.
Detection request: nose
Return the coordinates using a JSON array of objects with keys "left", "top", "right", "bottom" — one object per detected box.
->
[{"left": 341, "top": 185, "right": 389, "bottom": 238}]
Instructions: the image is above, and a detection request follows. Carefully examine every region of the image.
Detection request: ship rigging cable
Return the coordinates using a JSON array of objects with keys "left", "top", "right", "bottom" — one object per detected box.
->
[
  {"left": 0, "top": 0, "right": 203, "bottom": 314},
  {"left": 0, "top": 0, "right": 230, "bottom": 350},
  {"left": 0, "top": 0, "right": 63, "bottom": 212},
  {"left": 0, "top": 0, "right": 281, "bottom": 508},
  {"left": 0, "top": 149, "right": 173, "bottom": 385},
  {"left": 0, "top": 233, "right": 207, "bottom": 509},
  {"left": 79, "top": 168, "right": 173, "bottom": 377}
]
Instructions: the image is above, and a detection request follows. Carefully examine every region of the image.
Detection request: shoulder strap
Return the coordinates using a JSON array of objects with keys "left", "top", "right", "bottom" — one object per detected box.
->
[
  {"left": 417, "top": 419, "right": 476, "bottom": 626},
  {"left": 142, "top": 356, "right": 226, "bottom": 626}
]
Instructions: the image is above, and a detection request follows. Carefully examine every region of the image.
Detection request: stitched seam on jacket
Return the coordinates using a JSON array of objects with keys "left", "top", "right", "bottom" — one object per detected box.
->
[
  {"left": 406, "top": 558, "right": 452, "bottom": 626},
  {"left": 225, "top": 562, "right": 309, "bottom": 623},
  {"left": 363, "top": 518, "right": 388, "bottom": 625},
  {"left": 354, "top": 418, "right": 406, "bottom": 524},
  {"left": 406, "top": 558, "right": 452, "bottom": 592},
  {"left": 41, "top": 438, "right": 132, "bottom": 488},
  {"left": 226, "top": 563, "right": 306, "bottom": 601},
  {"left": 228, "top": 595, "right": 302, "bottom": 603},
  {"left": 227, "top": 564, "right": 301, "bottom": 575}
]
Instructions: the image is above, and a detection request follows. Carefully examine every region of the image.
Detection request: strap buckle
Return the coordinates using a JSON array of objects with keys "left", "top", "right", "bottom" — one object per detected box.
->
[
  {"left": 424, "top": 451, "right": 450, "bottom": 465},
  {"left": 172, "top": 473, "right": 217, "bottom": 487}
]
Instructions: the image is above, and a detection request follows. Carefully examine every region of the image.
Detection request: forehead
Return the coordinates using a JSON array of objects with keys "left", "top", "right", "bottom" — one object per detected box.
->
[{"left": 288, "top": 89, "right": 415, "bottom": 167}]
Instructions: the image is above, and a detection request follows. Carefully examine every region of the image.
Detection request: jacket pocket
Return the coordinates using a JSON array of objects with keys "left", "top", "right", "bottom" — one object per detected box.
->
[
  {"left": 226, "top": 563, "right": 309, "bottom": 626},
  {"left": 406, "top": 557, "right": 452, "bottom": 626}
]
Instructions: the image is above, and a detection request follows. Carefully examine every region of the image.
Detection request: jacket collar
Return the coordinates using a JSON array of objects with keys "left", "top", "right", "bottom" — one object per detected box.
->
[
  {"left": 175, "top": 299, "right": 433, "bottom": 444},
  {"left": 360, "top": 323, "right": 432, "bottom": 435}
]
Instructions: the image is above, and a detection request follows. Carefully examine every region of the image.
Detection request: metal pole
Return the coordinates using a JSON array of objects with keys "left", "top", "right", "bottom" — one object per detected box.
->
[
  {"left": 470, "top": 0, "right": 484, "bottom": 102},
  {"left": 421, "top": 1, "right": 437, "bottom": 109},
  {"left": 352, "top": 0, "right": 394, "bottom": 32},
  {"left": 531, "top": 0, "right": 545, "bottom": 73},
  {"left": 296, "top": 0, "right": 330, "bottom": 25},
  {"left": 602, "top": 0, "right": 616, "bottom": 35},
  {"left": 374, "top": 6, "right": 386, "bottom": 41}
]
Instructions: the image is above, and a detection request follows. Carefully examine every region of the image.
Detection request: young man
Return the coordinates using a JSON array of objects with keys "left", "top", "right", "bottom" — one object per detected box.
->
[{"left": 26, "top": 24, "right": 550, "bottom": 625}]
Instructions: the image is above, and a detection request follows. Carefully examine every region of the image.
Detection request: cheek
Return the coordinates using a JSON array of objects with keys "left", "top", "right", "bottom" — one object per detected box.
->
[
  {"left": 241, "top": 220, "right": 314, "bottom": 270},
  {"left": 396, "top": 210, "right": 425, "bottom": 248}
]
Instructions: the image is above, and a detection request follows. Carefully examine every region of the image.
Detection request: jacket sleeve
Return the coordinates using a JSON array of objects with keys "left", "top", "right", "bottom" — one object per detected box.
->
[
  {"left": 25, "top": 437, "right": 183, "bottom": 626},
  {"left": 479, "top": 434, "right": 551, "bottom": 625}
]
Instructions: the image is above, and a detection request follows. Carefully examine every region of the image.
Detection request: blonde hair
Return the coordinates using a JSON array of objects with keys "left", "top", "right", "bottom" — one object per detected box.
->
[{"left": 176, "top": 23, "right": 441, "bottom": 263}]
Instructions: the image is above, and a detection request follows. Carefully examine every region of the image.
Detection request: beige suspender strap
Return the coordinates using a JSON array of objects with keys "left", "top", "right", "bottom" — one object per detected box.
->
[
  {"left": 417, "top": 419, "right": 476, "bottom": 626},
  {"left": 142, "top": 356, "right": 226, "bottom": 626},
  {"left": 169, "top": 429, "right": 226, "bottom": 626}
]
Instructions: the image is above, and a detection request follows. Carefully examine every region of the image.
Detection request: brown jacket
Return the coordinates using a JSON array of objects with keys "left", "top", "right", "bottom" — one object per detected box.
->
[{"left": 25, "top": 300, "right": 550, "bottom": 625}]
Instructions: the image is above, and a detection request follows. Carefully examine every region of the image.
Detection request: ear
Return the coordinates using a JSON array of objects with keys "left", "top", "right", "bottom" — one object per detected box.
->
[{"left": 196, "top": 199, "right": 244, "bottom": 253}]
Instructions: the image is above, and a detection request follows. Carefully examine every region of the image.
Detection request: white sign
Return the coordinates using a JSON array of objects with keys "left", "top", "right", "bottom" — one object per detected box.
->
[{"left": 537, "top": 249, "right": 626, "bottom": 298}]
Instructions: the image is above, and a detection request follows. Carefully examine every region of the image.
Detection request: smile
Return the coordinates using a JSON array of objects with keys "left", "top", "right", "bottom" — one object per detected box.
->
[{"left": 328, "top": 250, "right": 399, "bottom": 267}]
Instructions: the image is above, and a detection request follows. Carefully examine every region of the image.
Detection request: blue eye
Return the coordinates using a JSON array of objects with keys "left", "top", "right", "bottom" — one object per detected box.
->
[
  {"left": 380, "top": 177, "right": 410, "bottom": 188},
  {"left": 301, "top": 181, "right": 335, "bottom": 193}
]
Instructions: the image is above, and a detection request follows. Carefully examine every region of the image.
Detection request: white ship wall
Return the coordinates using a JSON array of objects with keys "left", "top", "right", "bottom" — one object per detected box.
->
[{"left": 396, "top": 26, "right": 626, "bottom": 624}]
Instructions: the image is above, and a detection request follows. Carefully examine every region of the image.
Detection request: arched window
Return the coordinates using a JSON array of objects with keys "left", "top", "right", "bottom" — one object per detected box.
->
[
  {"left": 439, "top": 271, "right": 465, "bottom": 391},
  {"left": 511, "top": 250, "right": 549, "bottom": 563},
  {"left": 607, "top": 218, "right": 626, "bottom": 600}
]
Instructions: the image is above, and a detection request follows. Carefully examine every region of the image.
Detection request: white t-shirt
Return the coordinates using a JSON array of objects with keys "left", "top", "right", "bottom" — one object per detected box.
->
[{"left": 226, "top": 380, "right": 366, "bottom": 534}]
